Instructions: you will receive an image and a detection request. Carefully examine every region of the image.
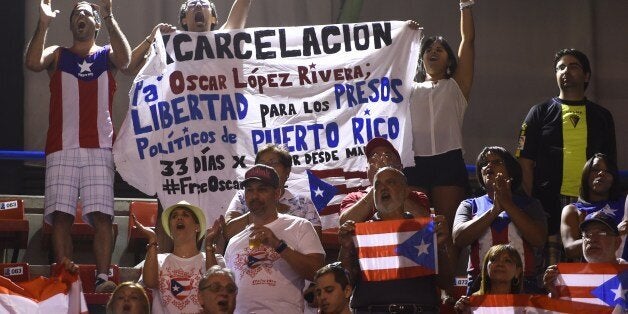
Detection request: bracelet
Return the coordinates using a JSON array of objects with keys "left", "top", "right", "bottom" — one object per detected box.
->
[
  {"left": 144, "top": 37, "right": 153, "bottom": 45},
  {"left": 459, "top": 0, "right": 474, "bottom": 10},
  {"left": 103, "top": 14, "right": 113, "bottom": 20},
  {"left": 146, "top": 242, "right": 159, "bottom": 249},
  {"left": 275, "top": 240, "right": 288, "bottom": 253}
]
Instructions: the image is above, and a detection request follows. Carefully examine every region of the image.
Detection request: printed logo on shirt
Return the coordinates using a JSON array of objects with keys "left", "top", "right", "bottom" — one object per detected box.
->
[
  {"left": 170, "top": 278, "right": 193, "bottom": 300},
  {"left": 568, "top": 114, "right": 581, "bottom": 128},
  {"left": 77, "top": 60, "right": 94, "bottom": 78},
  {"left": 233, "top": 246, "right": 280, "bottom": 281}
]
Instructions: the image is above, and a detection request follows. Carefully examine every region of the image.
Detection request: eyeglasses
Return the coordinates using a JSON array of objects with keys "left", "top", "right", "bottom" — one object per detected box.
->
[
  {"left": 481, "top": 159, "right": 504, "bottom": 169},
  {"left": 259, "top": 159, "right": 284, "bottom": 167},
  {"left": 556, "top": 63, "right": 583, "bottom": 72},
  {"left": 199, "top": 282, "right": 238, "bottom": 294},
  {"left": 581, "top": 230, "right": 612, "bottom": 239},
  {"left": 369, "top": 152, "right": 397, "bottom": 162},
  {"left": 186, "top": 0, "right": 210, "bottom": 9}
]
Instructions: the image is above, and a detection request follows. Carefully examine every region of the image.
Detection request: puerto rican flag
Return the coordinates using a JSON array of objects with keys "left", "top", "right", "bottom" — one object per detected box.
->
[
  {"left": 555, "top": 263, "right": 628, "bottom": 310},
  {"left": 469, "top": 294, "right": 613, "bottom": 313},
  {"left": 354, "top": 218, "right": 436, "bottom": 281},
  {"left": 170, "top": 278, "right": 193, "bottom": 301},
  {"left": 306, "top": 168, "right": 368, "bottom": 229},
  {"left": 0, "top": 266, "right": 88, "bottom": 313}
]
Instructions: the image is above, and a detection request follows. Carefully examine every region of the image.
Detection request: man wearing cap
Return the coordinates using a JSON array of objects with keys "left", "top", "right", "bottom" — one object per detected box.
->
[
  {"left": 134, "top": 200, "right": 225, "bottom": 313},
  {"left": 339, "top": 167, "right": 454, "bottom": 313},
  {"left": 223, "top": 164, "right": 325, "bottom": 313},
  {"left": 339, "top": 137, "right": 430, "bottom": 224},
  {"left": 543, "top": 211, "right": 627, "bottom": 297}
]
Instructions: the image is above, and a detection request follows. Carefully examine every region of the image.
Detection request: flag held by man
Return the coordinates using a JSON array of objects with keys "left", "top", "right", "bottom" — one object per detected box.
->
[
  {"left": 555, "top": 263, "right": 628, "bottom": 310},
  {"left": 354, "top": 217, "right": 437, "bottom": 281}
]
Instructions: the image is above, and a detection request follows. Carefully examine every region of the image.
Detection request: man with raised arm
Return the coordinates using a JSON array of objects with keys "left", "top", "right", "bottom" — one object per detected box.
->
[
  {"left": 123, "top": 0, "right": 253, "bottom": 76},
  {"left": 25, "top": 0, "right": 131, "bottom": 293}
]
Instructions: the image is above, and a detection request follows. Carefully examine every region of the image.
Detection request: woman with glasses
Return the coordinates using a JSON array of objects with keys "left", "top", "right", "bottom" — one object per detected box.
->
[
  {"left": 560, "top": 153, "right": 627, "bottom": 261},
  {"left": 453, "top": 146, "right": 547, "bottom": 294},
  {"left": 198, "top": 265, "right": 238, "bottom": 314},
  {"left": 133, "top": 201, "right": 224, "bottom": 314},
  {"left": 224, "top": 143, "right": 322, "bottom": 240},
  {"left": 454, "top": 244, "right": 524, "bottom": 313}
]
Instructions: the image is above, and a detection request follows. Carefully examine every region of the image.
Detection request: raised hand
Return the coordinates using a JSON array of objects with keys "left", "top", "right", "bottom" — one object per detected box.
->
[
  {"left": 543, "top": 264, "right": 559, "bottom": 297},
  {"left": 454, "top": 295, "right": 471, "bottom": 313},
  {"left": 338, "top": 220, "right": 356, "bottom": 249},
  {"left": 205, "top": 215, "right": 225, "bottom": 246},
  {"left": 99, "top": 0, "right": 112, "bottom": 16},
  {"left": 132, "top": 213, "right": 156, "bottom": 243},
  {"left": 40, "top": 0, "right": 60, "bottom": 26},
  {"left": 492, "top": 172, "right": 513, "bottom": 212},
  {"left": 406, "top": 20, "right": 420, "bottom": 30}
]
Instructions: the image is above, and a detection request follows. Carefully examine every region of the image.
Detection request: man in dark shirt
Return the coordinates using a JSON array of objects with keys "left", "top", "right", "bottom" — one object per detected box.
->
[{"left": 516, "top": 48, "right": 616, "bottom": 265}]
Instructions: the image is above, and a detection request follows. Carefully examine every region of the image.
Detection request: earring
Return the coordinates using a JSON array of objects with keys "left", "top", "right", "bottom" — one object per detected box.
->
[
  {"left": 446, "top": 68, "right": 451, "bottom": 76},
  {"left": 512, "top": 277, "right": 519, "bottom": 286}
]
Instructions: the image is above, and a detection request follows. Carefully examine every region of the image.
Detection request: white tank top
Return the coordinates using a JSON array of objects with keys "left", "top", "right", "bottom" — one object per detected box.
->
[{"left": 409, "top": 78, "right": 468, "bottom": 156}]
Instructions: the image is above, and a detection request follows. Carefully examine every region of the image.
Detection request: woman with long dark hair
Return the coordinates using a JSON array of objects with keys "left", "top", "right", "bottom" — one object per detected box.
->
[{"left": 561, "top": 153, "right": 627, "bottom": 260}]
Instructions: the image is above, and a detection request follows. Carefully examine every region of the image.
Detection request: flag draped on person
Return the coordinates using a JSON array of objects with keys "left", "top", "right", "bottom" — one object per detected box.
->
[
  {"left": 554, "top": 263, "right": 628, "bottom": 310},
  {"left": 468, "top": 294, "right": 614, "bottom": 313},
  {"left": 353, "top": 218, "right": 436, "bottom": 281},
  {"left": 0, "top": 266, "right": 88, "bottom": 313},
  {"left": 113, "top": 22, "right": 422, "bottom": 228}
]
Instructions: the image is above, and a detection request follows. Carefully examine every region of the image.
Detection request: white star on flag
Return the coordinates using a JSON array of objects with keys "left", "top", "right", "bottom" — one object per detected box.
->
[
  {"left": 601, "top": 205, "right": 617, "bottom": 216},
  {"left": 415, "top": 239, "right": 431, "bottom": 256},
  {"left": 313, "top": 187, "right": 324, "bottom": 197},
  {"left": 611, "top": 282, "right": 628, "bottom": 301},
  {"left": 78, "top": 60, "right": 93, "bottom": 73}
]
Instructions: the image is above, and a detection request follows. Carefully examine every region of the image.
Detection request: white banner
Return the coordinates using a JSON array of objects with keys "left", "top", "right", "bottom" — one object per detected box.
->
[{"left": 113, "top": 21, "right": 421, "bottom": 226}]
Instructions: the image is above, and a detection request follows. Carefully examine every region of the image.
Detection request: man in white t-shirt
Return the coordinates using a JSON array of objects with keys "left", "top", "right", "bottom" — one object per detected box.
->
[{"left": 224, "top": 164, "right": 325, "bottom": 314}]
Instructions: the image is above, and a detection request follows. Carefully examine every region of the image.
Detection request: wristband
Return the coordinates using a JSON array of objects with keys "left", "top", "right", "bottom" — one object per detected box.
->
[
  {"left": 103, "top": 14, "right": 113, "bottom": 20},
  {"left": 459, "top": 0, "right": 474, "bottom": 10},
  {"left": 275, "top": 240, "right": 288, "bottom": 253},
  {"left": 144, "top": 36, "right": 153, "bottom": 45}
]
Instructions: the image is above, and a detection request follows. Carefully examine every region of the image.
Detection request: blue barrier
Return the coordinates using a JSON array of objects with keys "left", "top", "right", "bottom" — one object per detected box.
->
[
  {"left": 1, "top": 150, "right": 627, "bottom": 179},
  {"left": 0, "top": 150, "right": 45, "bottom": 160}
]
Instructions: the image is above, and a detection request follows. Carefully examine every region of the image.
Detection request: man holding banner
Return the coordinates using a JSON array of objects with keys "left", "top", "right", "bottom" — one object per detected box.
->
[
  {"left": 124, "top": 0, "right": 253, "bottom": 76},
  {"left": 338, "top": 167, "right": 454, "bottom": 313}
]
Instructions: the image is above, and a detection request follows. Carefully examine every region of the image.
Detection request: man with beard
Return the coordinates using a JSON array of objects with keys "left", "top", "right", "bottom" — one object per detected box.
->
[
  {"left": 338, "top": 167, "right": 454, "bottom": 313},
  {"left": 124, "top": 0, "right": 252, "bottom": 75},
  {"left": 543, "top": 211, "right": 626, "bottom": 301},
  {"left": 223, "top": 164, "right": 325, "bottom": 313},
  {"left": 339, "top": 137, "right": 430, "bottom": 224},
  {"left": 199, "top": 265, "right": 238, "bottom": 314},
  {"left": 25, "top": 0, "right": 131, "bottom": 293},
  {"left": 515, "top": 49, "right": 616, "bottom": 265}
]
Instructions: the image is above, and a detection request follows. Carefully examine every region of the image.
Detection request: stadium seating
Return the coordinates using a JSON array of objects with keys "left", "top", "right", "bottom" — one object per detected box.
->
[{"left": 0, "top": 199, "right": 29, "bottom": 263}]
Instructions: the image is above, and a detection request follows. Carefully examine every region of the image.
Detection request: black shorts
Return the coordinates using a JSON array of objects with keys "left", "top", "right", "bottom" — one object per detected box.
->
[{"left": 403, "top": 149, "right": 469, "bottom": 190}]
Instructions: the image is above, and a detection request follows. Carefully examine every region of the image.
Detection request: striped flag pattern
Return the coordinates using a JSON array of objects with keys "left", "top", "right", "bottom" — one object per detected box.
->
[
  {"left": 469, "top": 294, "right": 613, "bottom": 313},
  {"left": 354, "top": 218, "right": 437, "bottom": 281},
  {"left": 307, "top": 168, "right": 368, "bottom": 229},
  {"left": 555, "top": 263, "right": 628, "bottom": 310}
]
